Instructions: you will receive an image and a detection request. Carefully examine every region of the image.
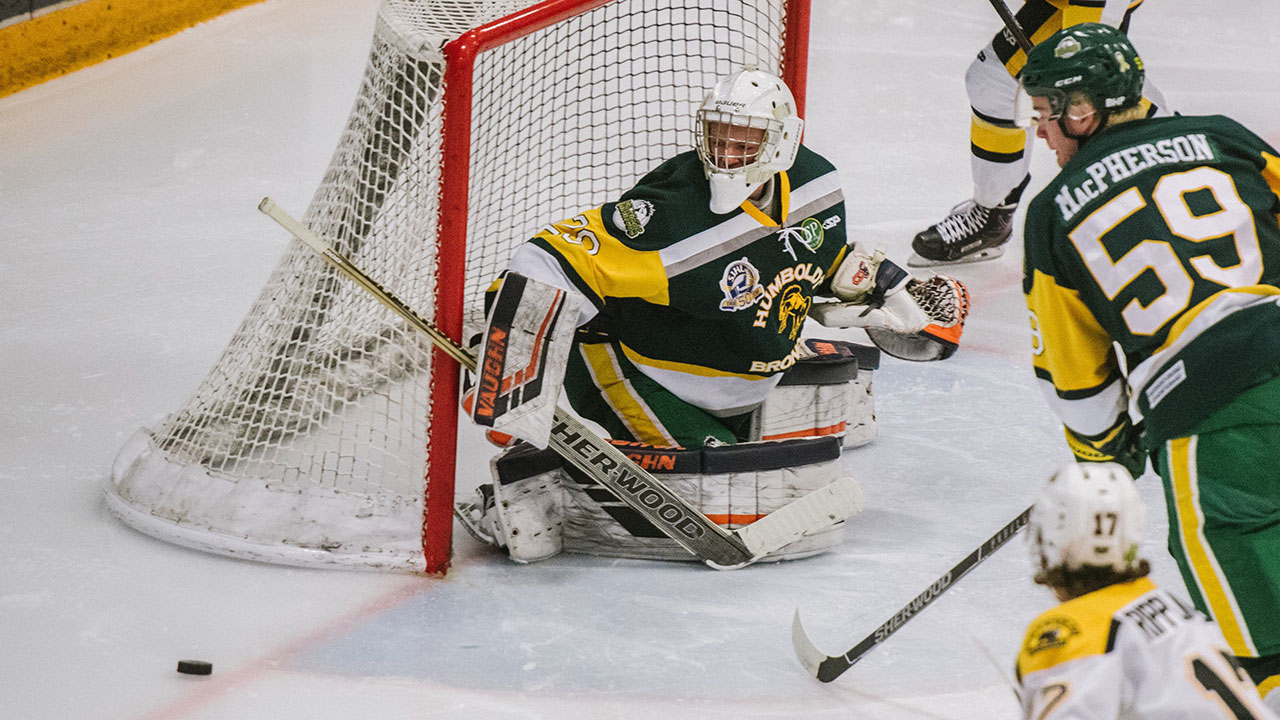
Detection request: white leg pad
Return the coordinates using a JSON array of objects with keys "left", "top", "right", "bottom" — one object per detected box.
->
[
  {"left": 487, "top": 453, "right": 565, "bottom": 563},
  {"left": 754, "top": 339, "right": 878, "bottom": 448},
  {"left": 560, "top": 438, "right": 860, "bottom": 562}
]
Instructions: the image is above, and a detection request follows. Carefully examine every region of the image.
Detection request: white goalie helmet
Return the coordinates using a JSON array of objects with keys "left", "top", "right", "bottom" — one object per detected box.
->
[
  {"left": 1029, "top": 462, "right": 1146, "bottom": 575},
  {"left": 695, "top": 67, "right": 804, "bottom": 214}
]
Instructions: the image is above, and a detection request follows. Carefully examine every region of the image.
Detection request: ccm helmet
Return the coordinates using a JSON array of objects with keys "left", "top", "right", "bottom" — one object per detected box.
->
[
  {"left": 695, "top": 68, "right": 804, "bottom": 214},
  {"left": 1029, "top": 462, "right": 1146, "bottom": 578},
  {"left": 1016, "top": 23, "right": 1144, "bottom": 131}
]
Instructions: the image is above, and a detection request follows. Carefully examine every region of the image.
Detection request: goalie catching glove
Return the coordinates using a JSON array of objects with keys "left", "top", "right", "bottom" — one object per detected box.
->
[{"left": 809, "top": 243, "right": 969, "bottom": 361}]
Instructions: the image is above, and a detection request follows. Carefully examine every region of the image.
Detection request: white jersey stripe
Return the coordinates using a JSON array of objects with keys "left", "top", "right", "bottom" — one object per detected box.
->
[{"left": 661, "top": 170, "right": 844, "bottom": 276}]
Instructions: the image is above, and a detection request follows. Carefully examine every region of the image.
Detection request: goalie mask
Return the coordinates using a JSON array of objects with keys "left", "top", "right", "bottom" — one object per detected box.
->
[
  {"left": 1028, "top": 462, "right": 1145, "bottom": 579},
  {"left": 695, "top": 68, "right": 804, "bottom": 214}
]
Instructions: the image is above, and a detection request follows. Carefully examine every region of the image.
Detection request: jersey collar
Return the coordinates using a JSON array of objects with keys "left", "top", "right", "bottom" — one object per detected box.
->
[{"left": 737, "top": 172, "right": 790, "bottom": 227}]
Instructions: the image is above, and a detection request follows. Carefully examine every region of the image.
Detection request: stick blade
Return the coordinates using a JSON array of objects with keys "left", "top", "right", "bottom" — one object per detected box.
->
[
  {"left": 737, "top": 475, "right": 864, "bottom": 559},
  {"left": 792, "top": 609, "right": 850, "bottom": 683}
]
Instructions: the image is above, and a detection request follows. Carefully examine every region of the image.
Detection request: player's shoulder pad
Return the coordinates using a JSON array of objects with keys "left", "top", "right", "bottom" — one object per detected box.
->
[
  {"left": 1017, "top": 576, "right": 1156, "bottom": 677},
  {"left": 601, "top": 151, "right": 712, "bottom": 250},
  {"left": 787, "top": 144, "right": 837, "bottom": 184},
  {"left": 1201, "top": 114, "right": 1280, "bottom": 157}
]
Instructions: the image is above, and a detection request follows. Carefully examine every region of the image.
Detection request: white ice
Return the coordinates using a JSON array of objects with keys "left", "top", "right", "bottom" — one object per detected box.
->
[{"left": 2, "top": 1, "right": 1278, "bottom": 718}]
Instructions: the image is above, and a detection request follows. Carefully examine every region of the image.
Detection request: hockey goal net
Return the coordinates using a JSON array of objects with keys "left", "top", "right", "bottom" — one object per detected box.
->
[{"left": 106, "top": 0, "right": 811, "bottom": 573}]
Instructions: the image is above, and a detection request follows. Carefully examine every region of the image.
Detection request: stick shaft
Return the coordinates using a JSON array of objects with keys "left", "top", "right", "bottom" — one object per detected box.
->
[
  {"left": 986, "top": 0, "right": 1033, "bottom": 52},
  {"left": 794, "top": 506, "right": 1032, "bottom": 682},
  {"left": 258, "top": 197, "right": 475, "bottom": 369}
]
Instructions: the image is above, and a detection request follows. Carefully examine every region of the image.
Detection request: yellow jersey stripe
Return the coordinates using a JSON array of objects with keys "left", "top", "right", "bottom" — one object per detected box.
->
[
  {"left": 1028, "top": 269, "right": 1117, "bottom": 391},
  {"left": 619, "top": 343, "right": 768, "bottom": 381},
  {"left": 579, "top": 343, "right": 676, "bottom": 446},
  {"left": 1155, "top": 285, "right": 1280, "bottom": 356},
  {"left": 1167, "top": 436, "right": 1257, "bottom": 655},
  {"left": 533, "top": 209, "right": 670, "bottom": 304},
  {"left": 1258, "top": 673, "right": 1280, "bottom": 698},
  {"left": 1262, "top": 151, "right": 1280, "bottom": 225}
]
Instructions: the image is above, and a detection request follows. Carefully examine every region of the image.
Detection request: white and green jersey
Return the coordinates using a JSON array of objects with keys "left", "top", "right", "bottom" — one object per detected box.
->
[
  {"left": 1017, "top": 577, "right": 1278, "bottom": 719},
  {"left": 1023, "top": 115, "right": 1280, "bottom": 461},
  {"left": 507, "top": 145, "right": 848, "bottom": 414}
]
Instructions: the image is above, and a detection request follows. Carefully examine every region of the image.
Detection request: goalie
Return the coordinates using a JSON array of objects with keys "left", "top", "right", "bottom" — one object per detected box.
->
[{"left": 459, "top": 68, "right": 969, "bottom": 564}]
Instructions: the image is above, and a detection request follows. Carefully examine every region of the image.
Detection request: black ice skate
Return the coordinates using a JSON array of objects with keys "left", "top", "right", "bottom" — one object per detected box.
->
[{"left": 909, "top": 175, "right": 1030, "bottom": 267}]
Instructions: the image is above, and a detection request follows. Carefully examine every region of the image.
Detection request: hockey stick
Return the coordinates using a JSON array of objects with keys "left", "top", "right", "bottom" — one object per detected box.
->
[
  {"left": 792, "top": 505, "right": 1031, "bottom": 682},
  {"left": 736, "top": 475, "right": 863, "bottom": 560},
  {"left": 258, "top": 197, "right": 856, "bottom": 568},
  {"left": 986, "top": 0, "right": 1033, "bottom": 52}
]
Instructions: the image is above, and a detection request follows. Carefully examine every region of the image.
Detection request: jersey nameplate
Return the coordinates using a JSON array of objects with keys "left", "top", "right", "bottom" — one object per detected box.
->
[{"left": 1053, "top": 133, "right": 1216, "bottom": 221}]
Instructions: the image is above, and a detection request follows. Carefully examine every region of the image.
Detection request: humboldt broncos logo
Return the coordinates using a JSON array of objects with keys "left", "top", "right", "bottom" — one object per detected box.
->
[
  {"left": 612, "top": 199, "right": 655, "bottom": 239},
  {"left": 777, "top": 284, "right": 810, "bottom": 340},
  {"left": 719, "top": 258, "right": 766, "bottom": 312}
]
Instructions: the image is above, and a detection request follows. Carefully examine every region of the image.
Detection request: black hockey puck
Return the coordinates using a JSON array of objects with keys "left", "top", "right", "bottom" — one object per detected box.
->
[{"left": 176, "top": 659, "right": 213, "bottom": 676}]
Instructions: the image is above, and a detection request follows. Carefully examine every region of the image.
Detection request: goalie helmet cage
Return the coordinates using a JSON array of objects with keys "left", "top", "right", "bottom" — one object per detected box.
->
[{"left": 106, "top": 0, "right": 812, "bottom": 574}]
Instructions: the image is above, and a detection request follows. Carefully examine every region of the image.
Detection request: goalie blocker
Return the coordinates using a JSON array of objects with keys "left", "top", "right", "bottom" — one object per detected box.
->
[
  {"left": 462, "top": 271, "right": 583, "bottom": 448},
  {"left": 459, "top": 435, "right": 860, "bottom": 563}
]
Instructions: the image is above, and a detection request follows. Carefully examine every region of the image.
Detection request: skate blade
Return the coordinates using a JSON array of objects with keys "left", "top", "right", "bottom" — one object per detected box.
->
[{"left": 907, "top": 244, "right": 1006, "bottom": 268}]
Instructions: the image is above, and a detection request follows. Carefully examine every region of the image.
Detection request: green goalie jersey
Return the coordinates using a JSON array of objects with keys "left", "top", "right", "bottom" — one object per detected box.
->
[
  {"left": 505, "top": 145, "right": 848, "bottom": 414},
  {"left": 1023, "top": 114, "right": 1280, "bottom": 461}
]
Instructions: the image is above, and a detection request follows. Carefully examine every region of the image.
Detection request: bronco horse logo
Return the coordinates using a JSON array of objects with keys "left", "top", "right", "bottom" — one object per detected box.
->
[{"left": 777, "top": 284, "right": 811, "bottom": 340}]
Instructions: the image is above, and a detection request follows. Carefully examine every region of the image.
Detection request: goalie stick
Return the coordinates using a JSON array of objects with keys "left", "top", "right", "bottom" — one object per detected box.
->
[
  {"left": 792, "top": 505, "right": 1031, "bottom": 682},
  {"left": 258, "top": 197, "right": 860, "bottom": 570}
]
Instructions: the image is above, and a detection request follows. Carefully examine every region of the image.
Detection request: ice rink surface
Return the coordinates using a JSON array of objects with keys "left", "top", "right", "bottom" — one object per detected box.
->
[{"left": 2, "top": 1, "right": 1278, "bottom": 718}]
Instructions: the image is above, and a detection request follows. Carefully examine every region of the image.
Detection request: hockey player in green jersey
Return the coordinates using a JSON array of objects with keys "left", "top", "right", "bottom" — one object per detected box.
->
[
  {"left": 1017, "top": 462, "right": 1279, "bottom": 720},
  {"left": 1017, "top": 23, "right": 1280, "bottom": 704}
]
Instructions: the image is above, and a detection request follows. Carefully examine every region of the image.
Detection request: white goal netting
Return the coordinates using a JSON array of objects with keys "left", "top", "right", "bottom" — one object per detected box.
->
[{"left": 107, "top": 0, "right": 804, "bottom": 572}]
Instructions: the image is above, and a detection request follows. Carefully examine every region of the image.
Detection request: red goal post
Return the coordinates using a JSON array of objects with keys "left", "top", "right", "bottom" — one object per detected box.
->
[{"left": 107, "top": 0, "right": 812, "bottom": 574}]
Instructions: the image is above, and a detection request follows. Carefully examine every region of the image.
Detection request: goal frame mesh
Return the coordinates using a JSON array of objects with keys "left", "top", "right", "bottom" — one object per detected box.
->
[{"left": 106, "top": 0, "right": 811, "bottom": 574}]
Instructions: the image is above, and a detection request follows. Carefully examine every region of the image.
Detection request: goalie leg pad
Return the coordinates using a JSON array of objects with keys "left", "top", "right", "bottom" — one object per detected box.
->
[
  {"left": 754, "top": 339, "right": 880, "bottom": 448},
  {"left": 473, "top": 444, "right": 567, "bottom": 563},
  {"left": 465, "top": 271, "right": 584, "bottom": 448},
  {"left": 560, "top": 437, "right": 860, "bottom": 562}
]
